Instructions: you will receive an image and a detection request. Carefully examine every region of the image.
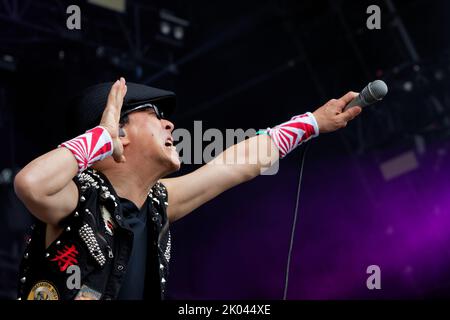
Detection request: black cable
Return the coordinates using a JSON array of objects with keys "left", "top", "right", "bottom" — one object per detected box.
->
[{"left": 283, "top": 141, "right": 311, "bottom": 300}]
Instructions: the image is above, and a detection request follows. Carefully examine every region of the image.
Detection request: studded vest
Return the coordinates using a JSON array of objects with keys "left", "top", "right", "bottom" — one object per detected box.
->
[{"left": 17, "top": 169, "right": 171, "bottom": 300}]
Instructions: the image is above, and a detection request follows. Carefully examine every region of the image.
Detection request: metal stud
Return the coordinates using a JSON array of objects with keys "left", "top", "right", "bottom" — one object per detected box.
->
[
  {"left": 56, "top": 240, "right": 61, "bottom": 245},
  {"left": 45, "top": 253, "right": 50, "bottom": 258},
  {"left": 80, "top": 196, "right": 86, "bottom": 202},
  {"left": 164, "top": 232, "right": 172, "bottom": 263},
  {"left": 100, "top": 192, "right": 110, "bottom": 200},
  {"left": 74, "top": 211, "right": 79, "bottom": 217},
  {"left": 66, "top": 226, "right": 71, "bottom": 232},
  {"left": 20, "top": 277, "right": 26, "bottom": 283},
  {"left": 24, "top": 253, "right": 29, "bottom": 259},
  {"left": 79, "top": 223, "right": 106, "bottom": 267}
]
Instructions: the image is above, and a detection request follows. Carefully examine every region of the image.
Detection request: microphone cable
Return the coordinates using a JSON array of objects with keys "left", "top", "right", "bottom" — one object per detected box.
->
[{"left": 282, "top": 140, "right": 311, "bottom": 300}]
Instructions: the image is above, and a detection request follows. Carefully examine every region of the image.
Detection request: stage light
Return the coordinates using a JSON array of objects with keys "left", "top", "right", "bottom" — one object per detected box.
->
[
  {"left": 157, "top": 10, "right": 189, "bottom": 47},
  {"left": 434, "top": 70, "right": 444, "bottom": 81},
  {"left": 403, "top": 81, "right": 413, "bottom": 92},
  {"left": 173, "top": 26, "right": 184, "bottom": 40},
  {"left": 96, "top": 46, "right": 105, "bottom": 58},
  {"left": 111, "top": 56, "right": 120, "bottom": 66},
  {"left": 160, "top": 21, "right": 171, "bottom": 36},
  {"left": 0, "top": 168, "right": 13, "bottom": 185},
  {"left": 88, "top": 0, "right": 126, "bottom": 13},
  {"left": 3, "top": 55, "right": 13, "bottom": 63},
  {"left": 414, "top": 135, "right": 426, "bottom": 155},
  {"left": 379, "top": 151, "right": 419, "bottom": 181},
  {"left": 0, "top": 55, "right": 16, "bottom": 72}
]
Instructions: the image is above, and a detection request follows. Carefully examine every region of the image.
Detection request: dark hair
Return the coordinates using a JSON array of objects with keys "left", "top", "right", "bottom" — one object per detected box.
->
[{"left": 119, "top": 114, "right": 129, "bottom": 127}]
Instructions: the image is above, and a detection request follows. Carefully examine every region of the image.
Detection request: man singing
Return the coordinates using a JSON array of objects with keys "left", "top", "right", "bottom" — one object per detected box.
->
[{"left": 14, "top": 77, "right": 361, "bottom": 300}]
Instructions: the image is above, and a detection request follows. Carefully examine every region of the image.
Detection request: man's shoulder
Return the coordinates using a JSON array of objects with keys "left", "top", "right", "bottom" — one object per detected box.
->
[
  {"left": 73, "top": 169, "right": 106, "bottom": 191},
  {"left": 152, "top": 181, "right": 168, "bottom": 195},
  {"left": 149, "top": 181, "right": 168, "bottom": 207}
]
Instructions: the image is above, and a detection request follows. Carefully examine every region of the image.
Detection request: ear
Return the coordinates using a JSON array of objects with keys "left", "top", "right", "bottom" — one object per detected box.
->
[
  {"left": 119, "top": 127, "right": 126, "bottom": 137},
  {"left": 118, "top": 127, "right": 130, "bottom": 146}
]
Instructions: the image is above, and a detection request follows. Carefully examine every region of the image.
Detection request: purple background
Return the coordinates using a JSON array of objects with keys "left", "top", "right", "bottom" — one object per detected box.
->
[{"left": 168, "top": 139, "right": 450, "bottom": 299}]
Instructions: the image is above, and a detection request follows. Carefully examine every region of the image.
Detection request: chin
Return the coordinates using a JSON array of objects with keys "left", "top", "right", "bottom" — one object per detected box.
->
[
  {"left": 164, "top": 148, "right": 181, "bottom": 172},
  {"left": 169, "top": 157, "right": 181, "bottom": 171}
]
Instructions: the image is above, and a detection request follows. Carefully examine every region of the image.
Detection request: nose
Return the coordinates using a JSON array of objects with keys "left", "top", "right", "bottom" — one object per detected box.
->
[{"left": 162, "top": 119, "right": 175, "bottom": 132}]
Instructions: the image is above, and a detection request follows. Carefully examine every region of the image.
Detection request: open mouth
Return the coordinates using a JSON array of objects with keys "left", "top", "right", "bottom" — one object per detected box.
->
[{"left": 165, "top": 138, "right": 175, "bottom": 149}]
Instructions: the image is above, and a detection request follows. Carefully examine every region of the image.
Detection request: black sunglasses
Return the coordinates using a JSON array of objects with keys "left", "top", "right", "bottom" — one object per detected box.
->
[{"left": 120, "top": 103, "right": 164, "bottom": 120}]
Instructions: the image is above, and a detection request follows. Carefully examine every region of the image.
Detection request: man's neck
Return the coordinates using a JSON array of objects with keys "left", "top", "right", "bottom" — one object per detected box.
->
[{"left": 100, "top": 165, "right": 161, "bottom": 209}]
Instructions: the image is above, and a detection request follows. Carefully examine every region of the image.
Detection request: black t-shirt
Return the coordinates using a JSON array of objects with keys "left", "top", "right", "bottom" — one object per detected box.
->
[{"left": 117, "top": 197, "right": 148, "bottom": 300}]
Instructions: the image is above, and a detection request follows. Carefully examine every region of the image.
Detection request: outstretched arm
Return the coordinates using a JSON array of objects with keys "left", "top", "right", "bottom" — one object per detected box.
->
[
  {"left": 162, "top": 133, "right": 279, "bottom": 222},
  {"left": 163, "top": 91, "right": 362, "bottom": 222}
]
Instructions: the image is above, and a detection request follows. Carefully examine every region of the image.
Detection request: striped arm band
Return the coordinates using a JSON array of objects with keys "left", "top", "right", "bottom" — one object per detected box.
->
[
  {"left": 266, "top": 112, "right": 319, "bottom": 158},
  {"left": 59, "top": 126, "right": 113, "bottom": 173}
]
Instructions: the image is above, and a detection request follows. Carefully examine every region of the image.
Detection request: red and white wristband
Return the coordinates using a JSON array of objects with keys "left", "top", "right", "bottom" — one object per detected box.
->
[
  {"left": 59, "top": 126, "right": 114, "bottom": 173},
  {"left": 258, "top": 112, "right": 319, "bottom": 158}
]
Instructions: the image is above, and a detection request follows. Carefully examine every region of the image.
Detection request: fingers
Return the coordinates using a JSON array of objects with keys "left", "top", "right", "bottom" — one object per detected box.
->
[
  {"left": 336, "top": 106, "right": 362, "bottom": 124},
  {"left": 339, "top": 91, "right": 358, "bottom": 105},
  {"left": 106, "top": 78, "right": 127, "bottom": 112},
  {"left": 106, "top": 80, "right": 120, "bottom": 111},
  {"left": 122, "top": 78, "right": 127, "bottom": 98},
  {"left": 112, "top": 138, "right": 126, "bottom": 163},
  {"left": 115, "top": 77, "right": 127, "bottom": 108},
  {"left": 332, "top": 91, "right": 358, "bottom": 112},
  {"left": 113, "top": 153, "right": 126, "bottom": 163},
  {"left": 114, "top": 153, "right": 126, "bottom": 163}
]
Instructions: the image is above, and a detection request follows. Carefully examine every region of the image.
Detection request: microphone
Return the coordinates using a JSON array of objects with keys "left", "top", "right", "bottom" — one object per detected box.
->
[{"left": 344, "top": 80, "right": 388, "bottom": 111}]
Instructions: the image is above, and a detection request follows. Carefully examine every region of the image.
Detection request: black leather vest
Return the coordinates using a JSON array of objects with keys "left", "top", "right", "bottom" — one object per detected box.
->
[{"left": 17, "top": 169, "right": 171, "bottom": 300}]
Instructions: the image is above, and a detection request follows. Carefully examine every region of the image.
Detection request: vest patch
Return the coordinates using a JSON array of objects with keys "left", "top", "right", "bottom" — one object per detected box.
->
[
  {"left": 27, "top": 281, "right": 59, "bottom": 300},
  {"left": 100, "top": 205, "right": 116, "bottom": 236}
]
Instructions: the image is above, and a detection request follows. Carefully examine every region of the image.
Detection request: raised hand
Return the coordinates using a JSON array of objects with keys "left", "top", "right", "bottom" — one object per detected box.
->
[{"left": 99, "top": 77, "right": 128, "bottom": 163}]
